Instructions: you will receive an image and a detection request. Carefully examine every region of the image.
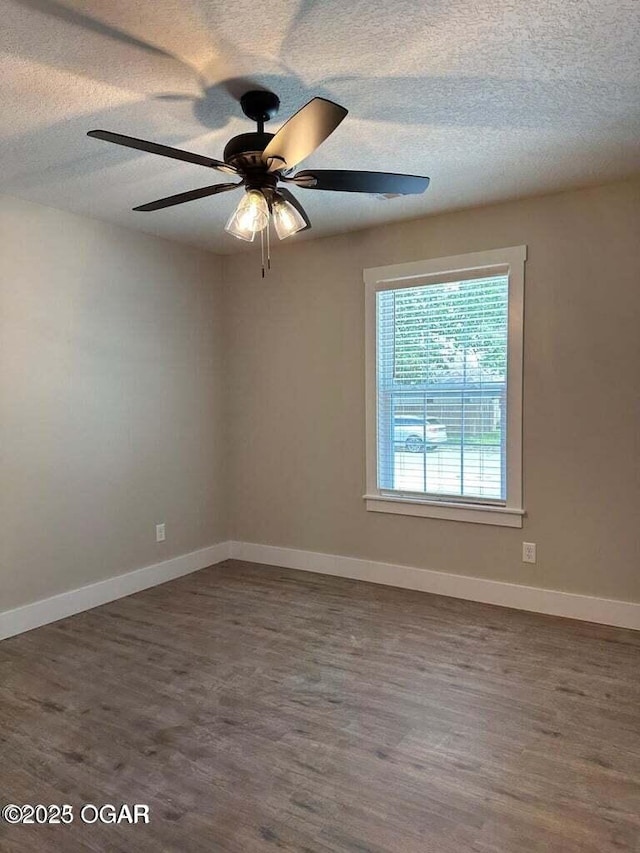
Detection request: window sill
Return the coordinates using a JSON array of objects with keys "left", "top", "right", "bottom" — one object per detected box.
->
[{"left": 363, "top": 494, "right": 524, "bottom": 527}]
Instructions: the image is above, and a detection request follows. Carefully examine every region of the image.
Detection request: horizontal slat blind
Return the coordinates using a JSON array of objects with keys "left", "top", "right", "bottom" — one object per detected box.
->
[{"left": 376, "top": 275, "right": 509, "bottom": 503}]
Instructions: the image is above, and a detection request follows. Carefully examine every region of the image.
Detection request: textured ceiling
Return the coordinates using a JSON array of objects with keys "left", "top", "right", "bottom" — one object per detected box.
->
[{"left": 1, "top": 0, "right": 639, "bottom": 253}]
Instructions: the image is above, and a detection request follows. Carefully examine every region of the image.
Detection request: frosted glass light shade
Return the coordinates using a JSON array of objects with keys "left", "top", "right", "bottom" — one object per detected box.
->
[
  {"left": 272, "top": 196, "right": 306, "bottom": 240},
  {"left": 225, "top": 190, "right": 269, "bottom": 241}
]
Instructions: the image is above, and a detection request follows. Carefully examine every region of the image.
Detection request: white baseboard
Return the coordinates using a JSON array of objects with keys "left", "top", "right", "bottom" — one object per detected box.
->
[
  {"left": 3, "top": 539, "right": 638, "bottom": 640},
  {"left": 0, "top": 542, "right": 231, "bottom": 641},
  {"left": 230, "top": 541, "right": 640, "bottom": 631}
]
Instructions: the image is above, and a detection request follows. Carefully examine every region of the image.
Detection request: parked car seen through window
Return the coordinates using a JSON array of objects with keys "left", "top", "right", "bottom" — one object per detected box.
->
[{"left": 393, "top": 416, "right": 448, "bottom": 452}]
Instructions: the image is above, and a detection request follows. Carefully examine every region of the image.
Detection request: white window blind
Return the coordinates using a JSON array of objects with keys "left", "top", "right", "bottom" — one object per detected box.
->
[
  {"left": 376, "top": 274, "right": 509, "bottom": 504},
  {"left": 365, "top": 246, "right": 525, "bottom": 527}
]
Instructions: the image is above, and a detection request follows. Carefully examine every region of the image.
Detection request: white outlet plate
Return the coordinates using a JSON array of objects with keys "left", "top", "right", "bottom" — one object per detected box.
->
[
  {"left": 522, "top": 542, "right": 536, "bottom": 563},
  {"left": 156, "top": 523, "right": 166, "bottom": 543}
]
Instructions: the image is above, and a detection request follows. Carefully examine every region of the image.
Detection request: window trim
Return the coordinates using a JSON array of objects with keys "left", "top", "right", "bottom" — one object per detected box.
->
[{"left": 364, "top": 245, "right": 526, "bottom": 528}]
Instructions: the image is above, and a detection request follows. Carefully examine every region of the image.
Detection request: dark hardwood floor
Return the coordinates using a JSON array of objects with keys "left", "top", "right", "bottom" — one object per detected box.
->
[{"left": 1, "top": 559, "right": 639, "bottom": 852}]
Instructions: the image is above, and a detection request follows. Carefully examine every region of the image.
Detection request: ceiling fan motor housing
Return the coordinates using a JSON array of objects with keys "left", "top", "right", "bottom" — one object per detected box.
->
[
  {"left": 225, "top": 90, "right": 283, "bottom": 175},
  {"left": 223, "top": 132, "right": 275, "bottom": 171}
]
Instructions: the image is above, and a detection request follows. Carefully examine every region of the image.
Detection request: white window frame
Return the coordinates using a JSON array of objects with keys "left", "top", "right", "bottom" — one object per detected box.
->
[{"left": 364, "top": 245, "right": 526, "bottom": 528}]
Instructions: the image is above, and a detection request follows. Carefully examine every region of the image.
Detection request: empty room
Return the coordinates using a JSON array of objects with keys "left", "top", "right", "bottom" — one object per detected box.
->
[{"left": 1, "top": 1, "right": 639, "bottom": 851}]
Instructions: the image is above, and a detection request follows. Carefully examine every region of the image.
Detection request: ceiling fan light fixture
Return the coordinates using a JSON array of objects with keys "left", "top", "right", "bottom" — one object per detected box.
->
[
  {"left": 272, "top": 196, "right": 307, "bottom": 240},
  {"left": 225, "top": 189, "right": 269, "bottom": 241}
]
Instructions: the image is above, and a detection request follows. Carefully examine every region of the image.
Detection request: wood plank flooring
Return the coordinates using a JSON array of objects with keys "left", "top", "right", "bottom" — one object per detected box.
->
[{"left": 1, "top": 559, "right": 639, "bottom": 852}]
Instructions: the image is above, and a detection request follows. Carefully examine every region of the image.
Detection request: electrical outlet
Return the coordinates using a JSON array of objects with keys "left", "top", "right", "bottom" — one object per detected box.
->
[
  {"left": 156, "top": 523, "right": 166, "bottom": 543},
  {"left": 522, "top": 542, "right": 536, "bottom": 563}
]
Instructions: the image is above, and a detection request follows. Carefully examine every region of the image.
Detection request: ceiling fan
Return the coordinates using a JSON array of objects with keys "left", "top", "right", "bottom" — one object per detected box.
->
[{"left": 87, "top": 91, "right": 430, "bottom": 263}]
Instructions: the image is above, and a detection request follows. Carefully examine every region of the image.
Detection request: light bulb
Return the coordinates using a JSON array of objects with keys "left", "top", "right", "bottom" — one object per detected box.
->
[
  {"left": 225, "top": 190, "right": 269, "bottom": 241},
  {"left": 272, "top": 196, "right": 306, "bottom": 240}
]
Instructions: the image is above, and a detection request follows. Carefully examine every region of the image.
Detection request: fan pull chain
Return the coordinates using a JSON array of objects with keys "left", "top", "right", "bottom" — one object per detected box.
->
[
  {"left": 267, "top": 218, "right": 271, "bottom": 271},
  {"left": 258, "top": 221, "right": 271, "bottom": 279}
]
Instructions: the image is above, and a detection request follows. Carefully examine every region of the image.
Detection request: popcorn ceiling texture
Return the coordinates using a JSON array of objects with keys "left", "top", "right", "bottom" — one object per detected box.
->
[{"left": 1, "top": 0, "right": 639, "bottom": 253}]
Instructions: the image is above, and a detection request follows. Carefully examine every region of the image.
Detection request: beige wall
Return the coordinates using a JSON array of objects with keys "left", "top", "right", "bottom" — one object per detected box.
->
[
  {"left": 3, "top": 180, "right": 639, "bottom": 614},
  {"left": 1, "top": 196, "right": 227, "bottom": 610},
  {"left": 223, "top": 179, "right": 640, "bottom": 603}
]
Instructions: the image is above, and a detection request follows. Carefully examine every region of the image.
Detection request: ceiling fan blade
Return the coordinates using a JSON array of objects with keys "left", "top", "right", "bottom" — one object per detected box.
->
[
  {"left": 133, "top": 182, "right": 241, "bottom": 212},
  {"left": 87, "top": 130, "right": 237, "bottom": 175},
  {"left": 290, "top": 170, "right": 430, "bottom": 195},
  {"left": 262, "top": 98, "right": 348, "bottom": 173},
  {"left": 275, "top": 188, "right": 312, "bottom": 231}
]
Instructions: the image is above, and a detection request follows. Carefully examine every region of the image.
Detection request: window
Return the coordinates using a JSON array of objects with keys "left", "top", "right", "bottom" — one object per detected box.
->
[{"left": 364, "top": 246, "right": 526, "bottom": 527}]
